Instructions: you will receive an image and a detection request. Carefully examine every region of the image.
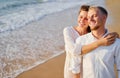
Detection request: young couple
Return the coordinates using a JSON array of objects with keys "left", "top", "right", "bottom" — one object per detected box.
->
[{"left": 63, "top": 5, "right": 120, "bottom": 78}]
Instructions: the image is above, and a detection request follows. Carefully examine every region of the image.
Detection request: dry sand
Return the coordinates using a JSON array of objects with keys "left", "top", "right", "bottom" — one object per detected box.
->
[
  {"left": 106, "top": 0, "right": 120, "bottom": 34},
  {"left": 16, "top": 0, "right": 120, "bottom": 78}
]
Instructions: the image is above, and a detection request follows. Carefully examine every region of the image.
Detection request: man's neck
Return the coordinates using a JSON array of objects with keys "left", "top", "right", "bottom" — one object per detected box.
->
[{"left": 91, "top": 28, "right": 106, "bottom": 39}]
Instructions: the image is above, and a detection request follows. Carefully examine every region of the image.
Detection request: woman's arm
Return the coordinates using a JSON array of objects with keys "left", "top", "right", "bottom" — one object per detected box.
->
[
  {"left": 72, "top": 32, "right": 119, "bottom": 78},
  {"left": 81, "top": 32, "right": 119, "bottom": 55},
  {"left": 64, "top": 27, "right": 119, "bottom": 55}
]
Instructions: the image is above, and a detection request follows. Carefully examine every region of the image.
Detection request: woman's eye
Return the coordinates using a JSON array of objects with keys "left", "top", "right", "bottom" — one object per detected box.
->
[{"left": 80, "top": 16, "right": 82, "bottom": 18}]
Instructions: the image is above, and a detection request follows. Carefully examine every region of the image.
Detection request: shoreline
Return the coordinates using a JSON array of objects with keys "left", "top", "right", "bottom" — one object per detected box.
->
[
  {"left": 16, "top": 53, "right": 66, "bottom": 78},
  {"left": 17, "top": 0, "right": 120, "bottom": 78},
  {"left": 16, "top": 6, "right": 80, "bottom": 78},
  {"left": 0, "top": 4, "right": 80, "bottom": 78}
]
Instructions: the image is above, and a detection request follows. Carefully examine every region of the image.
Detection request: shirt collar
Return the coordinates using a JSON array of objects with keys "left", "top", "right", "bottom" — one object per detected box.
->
[
  {"left": 90, "top": 29, "right": 109, "bottom": 39},
  {"left": 102, "top": 29, "right": 109, "bottom": 38}
]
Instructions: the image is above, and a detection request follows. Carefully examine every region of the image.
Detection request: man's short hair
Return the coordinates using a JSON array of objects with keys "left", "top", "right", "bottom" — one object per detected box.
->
[{"left": 89, "top": 6, "right": 108, "bottom": 17}]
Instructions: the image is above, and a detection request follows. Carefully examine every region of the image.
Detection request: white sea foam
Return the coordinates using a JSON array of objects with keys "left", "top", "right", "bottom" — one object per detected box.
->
[{"left": 0, "top": 0, "right": 94, "bottom": 33}]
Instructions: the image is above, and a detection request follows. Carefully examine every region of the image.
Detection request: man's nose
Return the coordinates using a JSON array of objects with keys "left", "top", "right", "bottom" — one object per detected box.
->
[{"left": 88, "top": 17, "right": 93, "bottom": 22}]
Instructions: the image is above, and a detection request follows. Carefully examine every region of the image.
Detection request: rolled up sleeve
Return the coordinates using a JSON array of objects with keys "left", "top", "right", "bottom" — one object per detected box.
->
[
  {"left": 69, "top": 55, "right": 81, "bottom": 74},
  {"left": 63, "top": 27, "right": 82, "bottom": 55}
]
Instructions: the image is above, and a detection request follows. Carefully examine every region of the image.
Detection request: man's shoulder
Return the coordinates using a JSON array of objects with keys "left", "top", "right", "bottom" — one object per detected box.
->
[
  {"left": 115, "top": 38, "right": 120, "bottom": 43},
  {"left": 112, "top": 38, "right": 120, "bottom": 47}
]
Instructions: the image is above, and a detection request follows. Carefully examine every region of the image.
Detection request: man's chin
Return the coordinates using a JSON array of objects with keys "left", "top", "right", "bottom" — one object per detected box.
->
[
  {"left": 89, "top": 22, "right": 96, "bottom": 27},
  {"left": 90, "top": 26, "right": 100, "bottom": 31}
]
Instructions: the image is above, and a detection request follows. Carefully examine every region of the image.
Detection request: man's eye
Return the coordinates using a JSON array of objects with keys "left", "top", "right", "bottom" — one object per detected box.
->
[{"left": 94, "top": 15, "right": 97, "bottom": 17}]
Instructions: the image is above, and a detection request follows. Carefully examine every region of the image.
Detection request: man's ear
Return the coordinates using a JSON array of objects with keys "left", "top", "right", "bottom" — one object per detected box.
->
[{"left": 103, "top": 15, "right": 107, "bottom": 20}]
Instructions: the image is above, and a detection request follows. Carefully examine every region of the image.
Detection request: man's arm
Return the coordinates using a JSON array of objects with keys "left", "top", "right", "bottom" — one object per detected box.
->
[
  {"left": 118, "top": 71, "right": 120, "bottom": 78},
  {"left": 114, "top": 39, "right": 120, "bottom": 78}
]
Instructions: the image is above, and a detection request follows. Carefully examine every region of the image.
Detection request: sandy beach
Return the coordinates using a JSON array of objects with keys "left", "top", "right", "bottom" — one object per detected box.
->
[
  {"left": 106, "top": 0, "right": 120, "bottom": 34},
  {"left": 16, "top": 0, "right": 120, "bottom": 78}
]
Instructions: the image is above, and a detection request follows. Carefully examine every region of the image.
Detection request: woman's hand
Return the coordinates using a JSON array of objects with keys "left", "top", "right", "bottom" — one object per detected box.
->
[
  {"left": 73, "top": 73, "right": 80, "bottom": 78},
  {"left": 110, "top": 32, "right": 119, "bottom": 38},
  {"left": 81, "top": 32, "right": 119, "bottom": 55},
  {"left": 97, "top": 32, "right": 119, "bottom": 46}
]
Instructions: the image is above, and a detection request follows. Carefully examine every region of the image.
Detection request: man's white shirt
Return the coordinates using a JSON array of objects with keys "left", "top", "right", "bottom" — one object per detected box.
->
[{"left": 71, "top": 32, "right": 120, "bottom": 78}]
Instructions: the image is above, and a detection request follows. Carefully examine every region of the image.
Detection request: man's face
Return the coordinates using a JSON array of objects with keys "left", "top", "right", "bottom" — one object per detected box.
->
[{"left": 87, "top": 8, "right": 104, "bottom": 30}]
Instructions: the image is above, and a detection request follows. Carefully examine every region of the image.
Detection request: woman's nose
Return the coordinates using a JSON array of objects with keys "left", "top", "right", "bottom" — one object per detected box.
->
[{"left": 81, "top": 18, "right": 85, "bottom": 22}]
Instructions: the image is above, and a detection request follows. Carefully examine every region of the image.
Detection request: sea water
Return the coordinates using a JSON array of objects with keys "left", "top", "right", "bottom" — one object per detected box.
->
[
  {"left": 0, "top": 0, "right": 107, "bottom": 78},
  {"left": 0, "top": 0, "right": 93, "bottom": 33}
]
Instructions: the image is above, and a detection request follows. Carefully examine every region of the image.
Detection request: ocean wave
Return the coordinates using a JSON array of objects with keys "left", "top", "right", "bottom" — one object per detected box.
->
[
  {"left": 0, "top": 0, "right": 38, "bottom": 10},
  {"left": 0, "top": 1, "right": 91, "bottom": 33}
]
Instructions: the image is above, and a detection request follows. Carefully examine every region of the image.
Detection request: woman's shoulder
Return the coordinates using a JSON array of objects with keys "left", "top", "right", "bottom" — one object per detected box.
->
[
  {"left": 63, "top": 26, "right": 72, "bottom": 32},
  {"left": 63, "top": 26, "right": 77, "bottom": 32},
  {"left": 64, "top": 26, "right": 72, "bottom": 30}
]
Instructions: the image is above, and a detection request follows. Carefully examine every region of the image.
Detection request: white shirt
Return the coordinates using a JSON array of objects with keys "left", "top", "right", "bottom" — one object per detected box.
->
[
  {"left": 63, "top": 26, "right": 83, "bottom": 78},
  {"left": 72, "top": 32, "right": 120, "bottom": 78}
]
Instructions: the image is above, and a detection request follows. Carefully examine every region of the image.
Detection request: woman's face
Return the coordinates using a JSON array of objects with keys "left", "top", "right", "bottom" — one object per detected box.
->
[{"left": 77, "top": 10, "right": 89, "bottom": 29}]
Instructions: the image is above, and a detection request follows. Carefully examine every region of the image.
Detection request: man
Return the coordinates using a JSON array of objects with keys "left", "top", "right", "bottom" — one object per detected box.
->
[{"left": 73, "top": 6, "right": 120, "bottom": 78}]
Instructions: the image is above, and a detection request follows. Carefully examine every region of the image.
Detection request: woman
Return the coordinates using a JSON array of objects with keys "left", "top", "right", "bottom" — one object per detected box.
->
[{"left": 63, "top": 5, "right": 119, "bottom": 78}]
